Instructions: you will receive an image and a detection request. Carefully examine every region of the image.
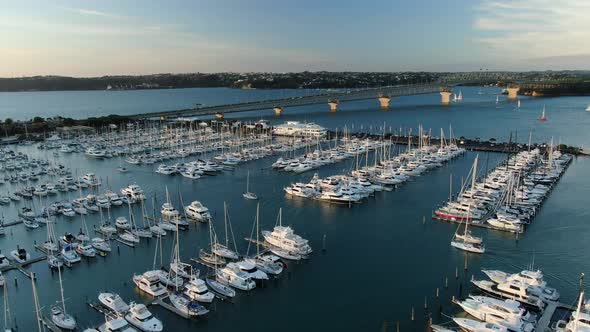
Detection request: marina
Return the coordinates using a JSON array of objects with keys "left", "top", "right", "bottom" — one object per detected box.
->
[{"left": 0, "top": 87, "right": 589, "bottom": 332}]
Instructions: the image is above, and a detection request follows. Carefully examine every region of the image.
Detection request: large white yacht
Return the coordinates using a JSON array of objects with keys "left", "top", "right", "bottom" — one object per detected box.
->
[
  {"left": 160, "top": 203, "right": 180, "bottom": 220},
  {"left": 81, "top": 173, "right": 101, "bottom": 187},
  {"left": 124, "top": 302, "right": 163, "bottom": 332},
  {"left": 121, "top": 185, "right": 145, "bottom": 201},
  {"left": 184, "top": 275, "right": 215, "bottom": 303},
  {"left": 216, "top": 263, "right": 256, "bottom": 291},
  {"left": 262, "top": 212, "right": 312, "bottom": 257},
  {"left": 133, "top": 271, "right": 167, "bottom": 297},
  {"left": 184, "top": 201, "right": 211, "bottom": 222},
  {"left": 98, "top": 292, "right": 130, "bottom": 314},
  {"left": 482, "top": 269, "right": 560, "bottom": 301},
  {"left": 272, "top": 121, "right": 327, "bottom": 137},
  {"left": 457, "top": 295, "right": 536, "bottom": 332}
]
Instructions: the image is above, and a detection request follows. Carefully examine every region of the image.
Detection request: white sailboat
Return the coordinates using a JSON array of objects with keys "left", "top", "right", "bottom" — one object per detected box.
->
[
  {"left": 244, "top": 203, "right": 284, "bottom": 276},
  {"left": 211, "top": 203, "right": 239, "bottom": 260},
  {"left": 242, "top": 171, "right": 258, "bottom": 200},
  {"left": 51, "top": 265, "right": 77, "bottom": 330}
]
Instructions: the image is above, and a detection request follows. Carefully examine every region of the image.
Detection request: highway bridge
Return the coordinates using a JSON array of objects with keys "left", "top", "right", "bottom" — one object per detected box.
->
[{"left": 127, "top": 73, "right": 530, "bottom": 120}]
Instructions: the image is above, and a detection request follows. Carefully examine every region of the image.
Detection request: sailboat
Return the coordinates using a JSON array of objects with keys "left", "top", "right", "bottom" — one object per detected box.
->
[
  {"left": 450, "top": 156, "right": 485, "bottom": 254},
  {"left": 244, "top": 203, "right": 284, "bottom": 276},
  {"left": 450, "top": 209, "right": 485, "bottom": 254},
  {"left": 211, "top": 203, "right": 239, "bottom": 260},
  {"left": 51, "top": 264, "right": 77, "bottom": 330},
  {"left": 517, "top": 100, "right": 521, "bottom": 109},
  {"left": 537, "top": 105, "right": 550, "bottom": 122},
  {"left": 495, "top": 95, "right": 499, "bottom": 105},
  {"left": 457, "top": 90, "right": 463, "bottom": 101},
  {"left": 242, "top": 171, "right": 258, "bottom": 200},
  {"left": 170, "top": 219, "right": 191, "bottom": 280},
  {"left": 586, "top": 105, "right": 590, "bottom": 112}
]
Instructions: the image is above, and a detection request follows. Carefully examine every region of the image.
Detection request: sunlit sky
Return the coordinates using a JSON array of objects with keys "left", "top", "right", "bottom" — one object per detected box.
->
[{"left": 1, "top": 0, "right": 589, "bottom": 76}]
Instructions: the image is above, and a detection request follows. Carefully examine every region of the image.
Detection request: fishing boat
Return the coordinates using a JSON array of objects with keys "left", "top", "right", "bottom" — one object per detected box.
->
[
  {"left": 98, "top": 292, "right": 129, "bottom": 315},
  {"left": 124, "top": 302, "right": 163, "bottom": 332},
  {"left": 537, "top": 105, "right": 547, "bottom": 121},
  {"left": 243, "top": 171, "right": 258, "bottom": 200}
]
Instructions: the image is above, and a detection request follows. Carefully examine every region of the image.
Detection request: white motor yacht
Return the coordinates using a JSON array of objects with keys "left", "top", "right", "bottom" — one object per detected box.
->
[
  {"left": 98, "top": 314, "right": 137, "bottom": 332},
  {"left": 124, "top": 302, "right": 163, "bottom": 332},
  {"left": 98, "top": 292, "right": 130, "bottom": 314},
  {"left": 160, "top": 203, "right": 180, "bottom": 220},
  {"left": 482, "top": 269, "right": 559, "bottom": 301},
  {"left": 216, "top": 263, "right": 256, "bottom": 291},
  {"left": 453, "top": 318, "right": 508, "bottom": 332},
  {"left": 184, "top": 275, "right": 215, "bottom": 303},
  {"left": 235, "top": 260, "right": 269, "bottom": 281},
  {"left": 133, "top": 271, "right": 167, "bottom": 297},
  {"left": 184, "top": 201, "right": 211, "bottom": 222}
]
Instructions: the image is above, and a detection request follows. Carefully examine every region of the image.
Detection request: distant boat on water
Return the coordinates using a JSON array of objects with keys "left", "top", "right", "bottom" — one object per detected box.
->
[
  {"left": 586, "top": 104, "right": 590, "bottom": 111},
  {"left": 538, "top": 105, "right": 547, "bottom": 121}
]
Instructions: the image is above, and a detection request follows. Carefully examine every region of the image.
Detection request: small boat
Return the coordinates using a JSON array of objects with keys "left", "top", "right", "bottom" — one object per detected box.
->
[
  {"left": 91, "top": 237, "right": 112, "bottom": 252},
  {"left": 10, "top": 247, "right": 30, "bottom": 263},
  {"left": 243, "top": 171, "right": 258, "bottom": 200},
  {"left": 124, "top": 302, "right": 163, "bottom": 332},
  {"left": 537, "top": 105, "right": 547, "bottom": 121},
  {"left": 76, "top": 244, "right": 97, "bottom": 257},
  {"left": 47, "top": 255, "right": 64, "bottom": 269},
  {"left": 61, "top": 244, "right": 81, "bottom": 264},
  {"left": 184, "top": 274, "right": 215, "bottom": 303},
  {"left": 117, "top": 166, "right": 128, "bottom": 173},
  {"left": 98, "top": 292, "right": 130, "bottom": 314}
]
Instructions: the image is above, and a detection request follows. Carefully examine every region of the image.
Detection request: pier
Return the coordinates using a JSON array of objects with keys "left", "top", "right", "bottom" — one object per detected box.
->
[{"left": 1, "top": 255, "right": 47, "bottom": 278}]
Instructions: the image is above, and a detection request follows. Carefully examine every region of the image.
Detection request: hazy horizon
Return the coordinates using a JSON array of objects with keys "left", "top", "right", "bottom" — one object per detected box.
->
[{"left": 2, "top": 0, "right": 590, "bottom": 76}]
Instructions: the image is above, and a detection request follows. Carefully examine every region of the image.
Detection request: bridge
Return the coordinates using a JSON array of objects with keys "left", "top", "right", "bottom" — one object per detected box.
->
[{"left": 126, "top": 73, "right": 535, "bottom": 120}]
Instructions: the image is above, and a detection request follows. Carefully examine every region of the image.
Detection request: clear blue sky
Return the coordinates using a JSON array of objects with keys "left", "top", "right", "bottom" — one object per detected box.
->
[{"left": 1, "top": 0, "right": 588, "bottom": 76}]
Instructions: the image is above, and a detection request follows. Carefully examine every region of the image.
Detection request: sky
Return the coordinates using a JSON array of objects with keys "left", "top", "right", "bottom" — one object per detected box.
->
[{"left": 1, "top": 0, "right": 589, "bottom": 76}]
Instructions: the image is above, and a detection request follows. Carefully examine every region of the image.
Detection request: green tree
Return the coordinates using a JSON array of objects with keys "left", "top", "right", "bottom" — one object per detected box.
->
[
  {"left": 4, "top": 118, "right": 13, "bottom": 125},
  {"left": 32, "top": 116, "right": 44, "bottom": 123}
]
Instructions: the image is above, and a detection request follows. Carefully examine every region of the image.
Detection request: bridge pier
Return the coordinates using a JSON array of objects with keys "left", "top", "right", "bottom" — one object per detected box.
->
[
  {"left": 440, "top": 91, "right": 452, "bottom": 105},
  {"left": 328, "top": 101, "right": 338, "bottom": 112},
  {"left": 507, "top": 86, "right": 520, "bottom": 100},
  {"left": 215, "top": 113, "right": 224, "bottom": 120},
  {"left": 378, "top": 97, "right": 391, "bottom": 110},
  {"left": 273, "top": 106, "right": 283, "bottom": 116}
]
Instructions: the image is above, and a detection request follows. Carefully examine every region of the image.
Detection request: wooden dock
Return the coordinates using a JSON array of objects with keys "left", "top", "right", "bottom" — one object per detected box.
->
[{"left": 1, "top": 255, "right": 47, "bottom": 278}]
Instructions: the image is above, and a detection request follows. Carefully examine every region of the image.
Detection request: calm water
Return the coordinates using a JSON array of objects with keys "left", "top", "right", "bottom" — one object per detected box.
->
[{"left": 0, "top": 88, "right": 589, "bottom": 331}]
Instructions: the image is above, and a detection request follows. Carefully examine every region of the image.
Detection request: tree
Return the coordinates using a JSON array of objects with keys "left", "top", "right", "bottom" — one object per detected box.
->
[
  {"left": 4, "top": 118, "right": 13, "bottom": 125},
  {"left": 32, "top": 116, "right": 45, "bottom": 123}
]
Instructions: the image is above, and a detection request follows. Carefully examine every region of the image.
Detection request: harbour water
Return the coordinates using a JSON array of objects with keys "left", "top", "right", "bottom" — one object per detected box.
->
[{"left": 0, "top": 87, "right": 589, "bottom": 331}]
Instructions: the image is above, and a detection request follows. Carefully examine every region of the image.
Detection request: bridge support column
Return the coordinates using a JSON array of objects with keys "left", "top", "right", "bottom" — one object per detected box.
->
[
  {"left": 440, "top": 91, "right": 452, "bottom": 105},
  {"left": 507, "top": 87, "right": 520, "bottom": 100},
  {"left": 274, "top": 106, "right": 283, "bottom": 116},
  {"left": 215, "top": 113, "right": 224, "bottom": 120},
  {"left": 328, "top": 101, "right": 338, "bottom": 112},
  {"left": 378, "top": 97, "right": 391, "bottom": 110}
]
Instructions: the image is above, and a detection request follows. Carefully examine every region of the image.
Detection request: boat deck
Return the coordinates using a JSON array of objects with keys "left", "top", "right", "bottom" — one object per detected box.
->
[{"left": 152, "top": 295, "right": 191, "bottom": 319}]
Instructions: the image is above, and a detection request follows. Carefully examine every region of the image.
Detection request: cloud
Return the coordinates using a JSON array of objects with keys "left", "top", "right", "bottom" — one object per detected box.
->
[
  {"left": 63, "top": 7, "right": 126, "bottom": 19},
  {"left": 473, "top": 0, "right": 590, "bottom": 59}
]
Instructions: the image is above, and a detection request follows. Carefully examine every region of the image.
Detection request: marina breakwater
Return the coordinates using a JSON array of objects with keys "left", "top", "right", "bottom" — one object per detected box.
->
[{"left": 327, "top": 130, "right": 588, "bottom": 156}]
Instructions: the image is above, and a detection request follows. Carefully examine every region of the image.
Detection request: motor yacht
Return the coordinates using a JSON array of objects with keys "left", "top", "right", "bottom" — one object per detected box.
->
[
  {"left": 216, "top": 263, "right": 256, "bottom": 291},
  {"left": 184, "top": 275, "right": 215, "bottom": 303},
  {"left": 124, "top": 302, "right": 163, "bottom": 332},
  {"left": 184, "top": 201, "right": 211, "bottom": 222},
  {"left": 482, "top": 269, "right": 559, "bottom": 301},
  {"left": 133, "top": 271, "right": 167, "bottom": 297}
]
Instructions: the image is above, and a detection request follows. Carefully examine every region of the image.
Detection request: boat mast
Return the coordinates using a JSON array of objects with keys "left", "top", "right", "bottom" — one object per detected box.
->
[
  {"left": 31, "top": 273, "right": 43, "bottom": 332},
  {"left": 256, "top": 203, "right": 260, "bottom": 257},
  {"left": 224, "top": 202, "right": 229, "bottom": 247},
  {"left": 57, "top": 258, "right": 67, "bottom": 316}
]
